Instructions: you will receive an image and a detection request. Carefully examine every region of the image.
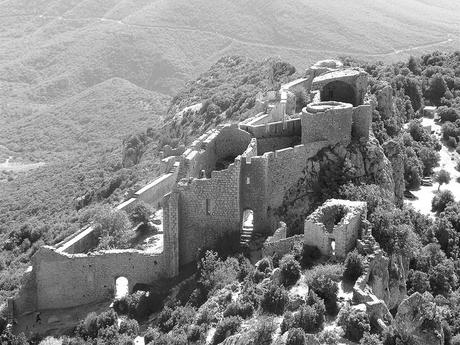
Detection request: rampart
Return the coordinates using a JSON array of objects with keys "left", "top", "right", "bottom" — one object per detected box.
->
[
  {"left": 13, "top": 246, "right": 167, "bottom": 315},
  {"left": 262, "top": 235, "right": 303, "bottom": 258}
]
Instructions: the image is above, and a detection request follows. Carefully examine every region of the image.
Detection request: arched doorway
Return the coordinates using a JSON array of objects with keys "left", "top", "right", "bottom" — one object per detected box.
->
[
  {"left": 321, "top": 81, "right": 356, "bottom": 106},
  {"left": 114, "top": 276, "right": 129, "bottom": 300}
]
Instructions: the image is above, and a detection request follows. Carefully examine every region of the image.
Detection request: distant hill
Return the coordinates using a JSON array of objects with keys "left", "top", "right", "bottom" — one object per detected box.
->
[{"left": 1, "top": 78, "right": 167, "bottom": 161}]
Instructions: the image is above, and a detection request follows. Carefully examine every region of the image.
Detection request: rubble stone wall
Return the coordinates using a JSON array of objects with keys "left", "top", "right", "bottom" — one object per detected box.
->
[{"left": 13, "top": 247, "right": 167, "bottom": 314}]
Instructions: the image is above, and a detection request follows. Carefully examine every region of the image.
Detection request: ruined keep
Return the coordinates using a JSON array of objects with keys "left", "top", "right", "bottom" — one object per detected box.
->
[
  {"left": 304, "top": 199, "right": 367, "bottom": 259},
  {"left": 9, "top": 60, "right": 376, "bottom": 334}
]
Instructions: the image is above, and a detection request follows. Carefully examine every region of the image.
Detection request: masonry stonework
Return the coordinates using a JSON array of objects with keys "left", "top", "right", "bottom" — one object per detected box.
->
[{"left": 11, "top": 61, "right": 378, "bottom": 333}]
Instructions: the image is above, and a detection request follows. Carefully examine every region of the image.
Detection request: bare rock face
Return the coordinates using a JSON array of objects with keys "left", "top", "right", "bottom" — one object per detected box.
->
[
  {"left": 375, "top": 83, "right": 394, "bottom": 120},
  {"left": 280, "top": 137, "right": 395, "bottom": 234},
  {"left": 383, "top": 140, "right": 405, "bottom": 206},
  {"left": 394, "top": 292, "right": 444, "bottom": 345}
]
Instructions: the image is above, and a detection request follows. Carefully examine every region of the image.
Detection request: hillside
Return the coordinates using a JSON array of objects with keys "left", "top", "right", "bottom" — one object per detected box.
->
[{"left": 1, "top": 78, "right": 167, "bottom": 161}]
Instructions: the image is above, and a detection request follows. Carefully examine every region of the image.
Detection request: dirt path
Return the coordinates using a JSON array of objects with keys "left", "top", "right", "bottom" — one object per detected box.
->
[
  {"left": 1, "top": 13, "right": 456, "bottom": 58},
  {"left": 0, "top": 156, "right": 45, "bottom": 172},
  {"left": 405, "top": 117, "right": 460, "bottom": 216}
]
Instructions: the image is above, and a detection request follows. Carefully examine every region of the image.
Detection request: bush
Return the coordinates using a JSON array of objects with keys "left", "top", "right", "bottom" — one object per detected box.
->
[
  {"left": 293, "top": 305, "right": 324, "bottom": 333},
  {"left": 251, "top": 319, "right": 277, "bottom": 345},
  {"left": 307, "top": 270, "right": 339, "bottom": 315},
  {"left": 261, "top": 283, "right": 288, "bottom": 315},
  {"left": 343, "top": 250, "right": 365, "bottom": 283},
  {"left": 280, "top": 254, "right": 301, "bottom": 286},
  {"left": 338, "top": 306, "right": 371, "bottom": 342},
  {"left": 257, "top": 257, "right": 272, "bottom": 273},
  {"left": 129, "top": 201, "right": 152, "bottom": 225},
  {"left": 212, "top": 316, "right": 241, "bottom": 345},
  {"left": 223, "top": 301, "right": 254, "bottom": 319},
  {"left": 431, "top": 190, "right": 455, "bottom": 214},
  {"left": 286, "top": 328, "right": 307, "bottom": 345},
  {"left": 118, "top": 318, "right": 139, "bottom": 336},
  {"left": 360, "top": 332, "right": 383, "bottom": 345}
]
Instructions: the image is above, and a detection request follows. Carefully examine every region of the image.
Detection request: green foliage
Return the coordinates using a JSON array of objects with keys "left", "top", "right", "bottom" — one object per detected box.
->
[
  {"left": 428, "top": 259, "right": 458, "bottom": 297},
  {"left": 129, "top": 201, "right": 152, "bottom": 225},
  {"left": 212, "top": 316, "right": 241, "bottom": 345},
  {"left": 261, "top": 283, "right": 288, "bottom": 315},
  {"left": 113, "top": 290, "right": 162, "bottom": 320},
  {"left": 279, "top": 254, "right": 301, "bottom": 287},
  {"left": 250, "top": 318, "right": 277, "bottom": 345},
  {"left": 343, "top": 250, "right": 365, "bottom": 283},
  {"left": 338, "top": 306, "right": 371, "bottom": 342},
  {"left": 223, "top": 301, "right": 254, "bottom": 319},
  {"left": 434, "top": 169, "right": 451, "bottom": 190},
  {"left": 360, "top": 332, "right": 383, "bottom": 345},
  {"left": 407, "top": 270, "right": 430, "bottom": 294},
  {"left": 432, "top": 190, "right": 455, "bottom": 214},
  {"left": 286, "top": 328, "right": 307, "bottom": 345},
  {"left": 197, "top": 251, "right": 239, "bottom": 297}
]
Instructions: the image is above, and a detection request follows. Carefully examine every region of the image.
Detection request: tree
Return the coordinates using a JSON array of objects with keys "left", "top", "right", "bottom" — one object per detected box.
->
[
  {"left": 343, "top": 250, "right": 365, "bottom": 283},
  {"left": 417, "top": 147, "right": 440, "bottom": 175},
  {"left": 279, "top": 254, "right": 301, "bottom": 286},
  {"left": 432, "top": 190, "right": 455, "bottom": 213},
  {"left": 286, "top": 328, "right": 306, "bottom": 345},
  {"left": 429, "top": 259, "right": 458, "bottom": 297},
  {"left": 434, "top": 169, "right": 451, "bottom": 191},
  {"left": 338, "top": 306, "right": 370, "bottom": 342}
]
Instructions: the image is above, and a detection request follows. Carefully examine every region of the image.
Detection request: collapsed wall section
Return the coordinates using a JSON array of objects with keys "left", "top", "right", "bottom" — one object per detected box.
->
[
  {"left": 240, "top": 118, "right": 301, "bottom": 155},
  {"left": 181, "top": 125, "right": 251, "bottom": 179}
]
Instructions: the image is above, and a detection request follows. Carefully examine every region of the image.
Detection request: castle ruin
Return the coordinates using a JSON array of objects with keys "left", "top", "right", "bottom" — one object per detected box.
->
[{"left": 9, "top": 60, "right": 375, "bottom": 334}]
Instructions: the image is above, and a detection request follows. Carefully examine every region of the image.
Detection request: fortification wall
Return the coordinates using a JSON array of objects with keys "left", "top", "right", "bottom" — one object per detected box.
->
[
  {"left": 134, "top": 166, "right": 179, "bottom": 209},
  {"left": 13, "top": 247, "right": 167, "bottom": 314},
  {"left": 301, "top": 105, "right": 353, "bottom": 145},
  {"left": 162, "top": 192, "right": 179, "bottom": 277},
  {"left": 182, "top": 125, "right": 251, "bottom": 179},
  {"left": 161, "top": 144, "right": 186, "bottom": 159},
  {"left": 56, "top": 226, "right": 100, "bottom": 254},
  {"left": 262, "top": 235, "right": 303, "bottom": 258},
  {"left": 177, "top": 159, "right": 242, "bottom": 266},
  {"left": 241, "top": 141, "right": 329, "bottom": 234},
  {"left": 352, "top": 104, "right": 372, "bottom": 140}
]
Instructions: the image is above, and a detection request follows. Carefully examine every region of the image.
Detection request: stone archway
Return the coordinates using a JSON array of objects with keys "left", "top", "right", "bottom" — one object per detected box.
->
[{"left": 321, "top": 80, "right": 356, "bottom": 106}]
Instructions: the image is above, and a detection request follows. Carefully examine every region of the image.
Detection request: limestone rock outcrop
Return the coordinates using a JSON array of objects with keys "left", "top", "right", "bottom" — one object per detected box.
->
[
  {"left": 375, "top": 83, "right": 394, "bottom": 120},
  {"left": 383, "top": 140, "right": 405, "bottom": 206},
  {"left": 394, "top": 292, "right": 444, "bottom": 345},
  {"left": 280, "top": 136, "right": 395, "bottom": 234}
]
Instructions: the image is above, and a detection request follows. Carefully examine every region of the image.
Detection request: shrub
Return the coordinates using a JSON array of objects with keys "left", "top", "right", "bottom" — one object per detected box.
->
[
  {"left": 144, "top": 327, "right": 161, "bottom": 344},
  {"left": 257, "top": 257, "right": 272, "bottom": 273},
  {"left": 129, "top": 201, "right": 152, "bottom": 225},
  {"left": 307, "top": 270, "right": 339, "bottom": 315},
  {"left": 286, "top": 328, "right": 306, "bottom": 345},
  {"left": 197, "top": 251, "right": 239, "bottom": 295},
  {"left": 360, "top": 332, "right": 383, "bottom": 345},
  {"left": 343, "top": 250, "right": 365, "bottom": 283},
  {"left": 212, "top": 316, "right": 241, "bottom": 345},
  {"left": 251, "top": 319, "right": 276, "bottom": 345},
  {"left": 318, "top": 329, "right": 340, "bottom": 344},
  {"left": 292, "top": 305, "right": 324, "bottom": 333},
  {"left": 187, "top": 324, "right": 206, "bottom": 342},
  {"left": 431, "top": 190, "right": 455, "bottom": 214},
  {"left": 338, "top": 306, "right": 371, "bottom": 342},
  {"left": 261, "top": 283, "right": 288, "bottom": 315},
  {"left": 223, "top": 301, "right": 254, "bottom": 319},
  {"left": 118, "top": 318, "right": 139, "bottom": 336},
  {"left": 280, "top": 254, "right": 301, "bottom": 286}
]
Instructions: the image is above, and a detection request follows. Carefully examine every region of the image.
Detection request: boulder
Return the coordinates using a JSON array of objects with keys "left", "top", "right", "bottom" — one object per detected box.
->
[{"left": 394, "top": 292, "right": 444, "bottom": 345}]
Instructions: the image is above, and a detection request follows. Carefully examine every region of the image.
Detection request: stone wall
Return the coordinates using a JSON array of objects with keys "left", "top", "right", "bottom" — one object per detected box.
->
[
  {"left": 134, "top": 167, "right": 179, "bottom": 209},
  {"left": 240, "top": 141, "right": 329, "bottom": 234},
  {"left": 262, "top": 235, "right": 303, "bottom": 258},
  {"left": 352, "top": 105, "right": 372, "bottom": 140},
  {"left": 55, "top": 226, "right": 100, "bottom": 254},
  {"left": 13, "top": 246, "right": 167, "bottom": 315},
  {"left": 181, "top": 125, "right": 251, "bottom": 179},
  {"left": 177, "top": 159, "right": 242, "bottom": 266},
  {"left": 301, "top": 103, "right": 353, "bottom": 146},
  {"left": 162, "top": 192, "right": 180, "bottom": 277},
  {"left": 304, "top": 199, "right": 366, "bottom": 259}
]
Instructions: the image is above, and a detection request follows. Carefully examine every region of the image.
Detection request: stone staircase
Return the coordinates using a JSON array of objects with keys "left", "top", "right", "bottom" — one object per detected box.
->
[{"left": 240, "top": 224, "right": 253, "bottom": 246}]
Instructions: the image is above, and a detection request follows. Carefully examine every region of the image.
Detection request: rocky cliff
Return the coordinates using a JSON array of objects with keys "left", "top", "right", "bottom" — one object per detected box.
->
[{"left": 279, "top": 134, "right": 396, "bottom": 235}]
